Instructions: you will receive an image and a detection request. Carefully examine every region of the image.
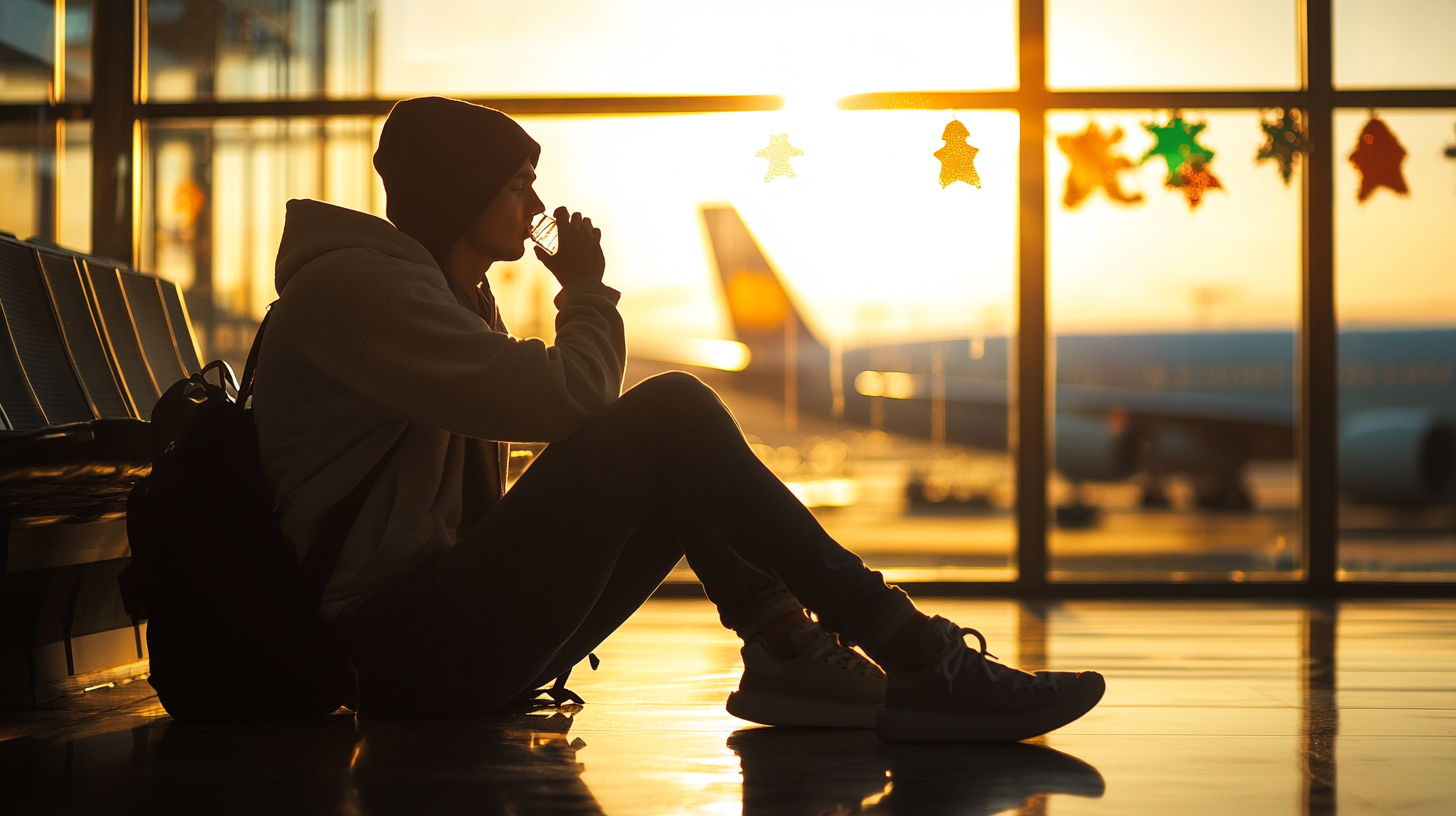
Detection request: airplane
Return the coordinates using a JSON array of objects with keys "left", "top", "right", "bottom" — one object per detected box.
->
[{"left": 697, "top": 204, "right": 1456, "bottom": 523}]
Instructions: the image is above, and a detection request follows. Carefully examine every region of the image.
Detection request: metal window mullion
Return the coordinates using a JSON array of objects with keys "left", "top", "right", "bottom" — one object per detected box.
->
[
  {"left": 90, "top": 0, "right": 139, "bottom": 265},
  {"left": 1015, "top": 0, "right": 1049, "bottom": 590},
  {"left": 1301, "top": 0, "right": 1339, "bottom": 592}
]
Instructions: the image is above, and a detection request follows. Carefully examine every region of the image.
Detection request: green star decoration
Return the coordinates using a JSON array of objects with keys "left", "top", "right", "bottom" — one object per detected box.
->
[
  {"left": 1141, "top": 114, "right": 1215, "bottom": 186},
  {"left": 755, "top": 133, "right": 803, "bottom": 182},
  {"left": 1257, "top": 108, "right": 1307, "bottom": 185}
]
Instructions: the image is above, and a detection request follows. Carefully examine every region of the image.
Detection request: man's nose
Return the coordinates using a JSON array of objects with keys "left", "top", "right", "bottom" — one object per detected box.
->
[{"left": 529, "top": 190, "right": 545, "bottom": 215}]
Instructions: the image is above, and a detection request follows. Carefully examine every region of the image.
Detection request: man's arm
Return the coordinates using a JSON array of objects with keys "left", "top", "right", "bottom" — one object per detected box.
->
[{"left": 349, "top": 270, "right": 625, "bottom": 443}]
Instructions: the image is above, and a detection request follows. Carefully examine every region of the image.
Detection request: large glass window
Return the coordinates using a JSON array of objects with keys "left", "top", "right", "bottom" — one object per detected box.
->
[
  {"left": 378, "top": 0, "right": 1017, "bottom": 98},
  {"left": 0, "top": 0, "right": 93, "bottom": 103},
  {"left": 519, "top": 109, "right": 1021, "bottom": 581},
  {"left": 0, "top": 118, "right": 90, "bottom": 250},
  {"left": 141, "top": 116, "right": 379, "bottom": 361},
  {"left": 1047, "top": 109, "right": 1302, "bottom": 580},
  {"left": 1333, "top": 0, "right": 1456, "bottom": 89},
  {"left": 143, "top": 0, "right": 1018, "bottom": 102},
  {"left": 1047, "top": 0, "right": 1300, "bottom": 90},
  {"left": 1334, "top": 108, "right": 1456, "bottom": 581},
  {"left": 146, "top": 0, "right": 374, "bottom": 101}
]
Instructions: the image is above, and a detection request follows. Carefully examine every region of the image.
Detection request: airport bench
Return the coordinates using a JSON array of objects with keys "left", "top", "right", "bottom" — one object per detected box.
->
[{"left": 0, "top": 232, "right": 202, "bottom": 708}]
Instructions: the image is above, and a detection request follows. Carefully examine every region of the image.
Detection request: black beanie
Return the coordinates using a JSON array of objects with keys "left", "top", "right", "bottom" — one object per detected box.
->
[{"left": 373, "top": 97, "right": 542, "bottom": 265}]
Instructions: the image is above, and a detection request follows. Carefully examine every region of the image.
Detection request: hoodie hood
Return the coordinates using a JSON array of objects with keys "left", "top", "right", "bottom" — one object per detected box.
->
[{"left": 274, "top": 199, "right": 439, "bottom": 295}]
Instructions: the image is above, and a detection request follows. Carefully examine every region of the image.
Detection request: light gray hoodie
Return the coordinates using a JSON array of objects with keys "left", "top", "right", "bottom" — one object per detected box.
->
[{"left": 253, "top": 199, "right": 625, "bottom": 618}]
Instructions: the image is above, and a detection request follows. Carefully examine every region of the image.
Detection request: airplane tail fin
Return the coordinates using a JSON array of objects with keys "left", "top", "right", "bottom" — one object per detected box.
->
[{"left": 700, "top": 205, "right": 832, "bottom": 421}]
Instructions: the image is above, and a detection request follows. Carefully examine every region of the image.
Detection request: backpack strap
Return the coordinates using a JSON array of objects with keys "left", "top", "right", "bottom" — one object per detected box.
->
[
  {"left": 239, "top": 306, "right": 273, "bottom": 406},
  {"left": 240, "top": 302, "right": 404, "bottom": 612},
  {"left": 297, "top": 435, "right": 403, "bottom": 610}
]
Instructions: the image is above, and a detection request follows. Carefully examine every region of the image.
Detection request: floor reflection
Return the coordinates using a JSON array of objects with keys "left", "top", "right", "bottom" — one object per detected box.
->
[
  {"left": 0, "top": 599, "right": 1452, "bottom": 815},
  {"left": 0, "top": 710, "right": 601, "bottom": 815},
  {"left": 1302, "top": 604, "right": 1337, "bottom": 816},
  {"left": 352, "top": 712, "right": 602, "bottom": 815},
  {"left": 729, "top": 726, "right": 1105, "bottom": 816}
]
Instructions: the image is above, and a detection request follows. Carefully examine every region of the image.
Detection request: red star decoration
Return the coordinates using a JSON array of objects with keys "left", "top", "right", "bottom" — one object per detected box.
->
[
  {"left": 1175, "top": 159, "right": 1222, "bottom": 210},
  {"left": 1349, "top": 115, "right": 1408, "bottom": 202}
]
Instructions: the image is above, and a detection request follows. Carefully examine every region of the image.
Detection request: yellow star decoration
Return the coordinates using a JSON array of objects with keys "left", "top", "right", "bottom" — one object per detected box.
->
[
  {"left": 755, "top": 133, "right": 803, "bottom": 182},
  {"left": 934, "top": 119, "right": 981, "bottom": 189},
  {"left": 1056, "top": 122, "right": 1143, "bottom": 209}
]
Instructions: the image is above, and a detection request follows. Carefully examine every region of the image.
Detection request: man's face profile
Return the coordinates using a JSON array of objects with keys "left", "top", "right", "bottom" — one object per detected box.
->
[{"left": 458, "top": 160, "right": 546, "bottom": 263}]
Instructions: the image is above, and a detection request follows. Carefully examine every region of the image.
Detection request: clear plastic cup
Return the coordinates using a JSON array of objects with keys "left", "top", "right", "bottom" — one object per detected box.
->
[{"left": 529, "top": 213, "right": 559, "bottom": 255}]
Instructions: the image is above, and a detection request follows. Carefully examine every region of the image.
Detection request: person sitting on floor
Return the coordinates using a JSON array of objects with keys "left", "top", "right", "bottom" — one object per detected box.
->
[{"left": 252, "top": 96, "right": 1105, "bottom": 742}]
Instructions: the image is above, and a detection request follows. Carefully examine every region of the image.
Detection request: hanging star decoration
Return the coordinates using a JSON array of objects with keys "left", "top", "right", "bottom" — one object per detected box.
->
[
  {"left": 1349, "top": 113, "right": 1408, "bottom": 202},
  {"left": 934, "top": 118, "right": 982, "bottom": 189},
  {"left": 1175, "top": 159, "right": 1222, "bottom": 209},
  {"left": 1141, "top": 113, "right": 1222, "bottom": 209},
  {"left": 1056, "top": 122, "right": 1143, "bottom": 209},
  {"left": 1256, "top": 108, "right": 1307, "bottom": 185},
  {"left": 755, "top": 133, "right": 803, "bottom": 183},
  {"left": 1141, "top": 113, "right": 1215, "bottom": 181}
]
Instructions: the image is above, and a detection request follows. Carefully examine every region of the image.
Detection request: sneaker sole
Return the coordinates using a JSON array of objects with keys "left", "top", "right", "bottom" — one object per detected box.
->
[
  {"left": 876, "top": 673, "right": 1106, "bottom": 743},
  {"left": 726, "top": 690, "right": 881, "bottom": 729}
]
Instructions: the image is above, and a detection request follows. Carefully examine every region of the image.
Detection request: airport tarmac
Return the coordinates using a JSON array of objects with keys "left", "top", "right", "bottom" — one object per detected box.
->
[
  {"left": 633, "top": 369, "right": 1456, "bottom": 583},
  {"left": 2, "top": 598, "right": 1452, "bottom": 815}
]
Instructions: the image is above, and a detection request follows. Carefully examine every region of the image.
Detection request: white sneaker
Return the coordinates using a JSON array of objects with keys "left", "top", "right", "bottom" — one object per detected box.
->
[
  {"left": 727, "top": 622, "right": 886, "bottom": 728},
  {"left": 876, "top": 616, "right": 1105, "bottom": 743}
]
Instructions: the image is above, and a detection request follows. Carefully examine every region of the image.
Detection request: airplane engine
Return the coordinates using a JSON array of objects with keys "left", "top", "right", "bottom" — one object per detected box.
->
[
  {"left": 1340, "top": 408, "right": 1456, "bottom": 505},
  {"left": 1054, "top": 412, "right": 1137, "bottom": 482}
]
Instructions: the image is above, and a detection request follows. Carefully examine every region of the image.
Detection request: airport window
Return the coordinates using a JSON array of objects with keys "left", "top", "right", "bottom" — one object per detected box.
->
[
  {"left": 1333, "top": 108, "right": 1456, "bottom": 581},
  {"left": 1, "top": 0, "right": 1452, "bottom": 596},
  {"left": 0, "top": 0, "right": 94, "bottom": 103},
  {"left": 1045, "top": 108, "right": 1303, "bottom": 582},
  {"left": 140, "top": 0, "right": 1018, "bottom": 102},
  {"left": 0, "top": 117, "right": 91, "bottom": 251},
  {"left": 1332, "top": 0, "right": 1456, "bottom": 90},
  {"left": 145, "top": 0, "right": 374, "bottom": 102},
  {"left": 139, "top": 115, "right": 380, "bottom": 360},
  {"left": 1046, "top": 0, "right": 1301, "bottom": 91}
]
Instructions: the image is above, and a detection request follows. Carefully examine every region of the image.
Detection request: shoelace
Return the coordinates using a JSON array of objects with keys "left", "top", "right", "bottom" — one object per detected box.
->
[
  {"left": 935, "top": 627, "right": 1063, "bottom": 693},
  {"left": 508, "top": 653, "right": 601, "bottom": 711},
  {"left": 801, "top": 627, "right": 880, "bottom": 676}
]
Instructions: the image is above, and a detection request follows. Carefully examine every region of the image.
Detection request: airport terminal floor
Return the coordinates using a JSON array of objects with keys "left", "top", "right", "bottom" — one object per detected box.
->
[{"left": 1, "top": 597, "right": 1453, "bottom": 815}]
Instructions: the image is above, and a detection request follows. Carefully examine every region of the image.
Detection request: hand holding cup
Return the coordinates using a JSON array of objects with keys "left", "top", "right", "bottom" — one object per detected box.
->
[{"left": 534, "top": 207, "right": 604, "bottom": 284}]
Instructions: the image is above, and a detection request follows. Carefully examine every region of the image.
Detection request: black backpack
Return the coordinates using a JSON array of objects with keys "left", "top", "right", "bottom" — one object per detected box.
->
[{"left": 119, "top": 311, "right": 395, "bottom": 721}]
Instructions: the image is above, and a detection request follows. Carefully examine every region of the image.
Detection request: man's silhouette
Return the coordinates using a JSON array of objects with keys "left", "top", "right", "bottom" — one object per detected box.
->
[{"left": 253, "top": 97, "right": 1103, "bottom": 741}]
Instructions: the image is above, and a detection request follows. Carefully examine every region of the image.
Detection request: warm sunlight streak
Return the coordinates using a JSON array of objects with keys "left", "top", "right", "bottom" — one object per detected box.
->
[{"left": 378, "top": 0, "right": 1018, "bottom": 97}]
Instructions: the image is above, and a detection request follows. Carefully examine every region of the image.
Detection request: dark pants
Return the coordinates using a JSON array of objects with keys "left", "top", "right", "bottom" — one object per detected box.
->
[{"left": 338, "top": 372, "right": 915, "bottom": 715}]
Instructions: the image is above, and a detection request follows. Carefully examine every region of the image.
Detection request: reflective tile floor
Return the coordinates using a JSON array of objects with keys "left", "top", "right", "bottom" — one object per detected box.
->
[{"left": 2, "top": 599, "right": 1454, "bottom": 815}]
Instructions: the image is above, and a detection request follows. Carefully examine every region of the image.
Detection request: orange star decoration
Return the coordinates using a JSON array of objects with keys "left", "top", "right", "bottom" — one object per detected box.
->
[
  {"left": 1175, "top": 158, "right": 1222, "bottom": 209},
  {"left": 1349, "top": 113, "right": 1408, "bottom": 202},
  {"left": 1056, "top": 123, "right": 1143, "bottom": 209},
  {"left": 934, "top": 119, "right": 981, "bottom": 189},
  {"left": 755, "top": 133, "right": 803, "bottom": 183}
]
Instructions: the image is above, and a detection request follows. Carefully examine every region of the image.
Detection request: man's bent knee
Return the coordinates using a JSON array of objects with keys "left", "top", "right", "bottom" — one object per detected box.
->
[
  {"left": 620, "top": 371, "right": 731, "bottom": 420},
  {"left": 626, "top": 370, "right": 713, "bottom": 402}
]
